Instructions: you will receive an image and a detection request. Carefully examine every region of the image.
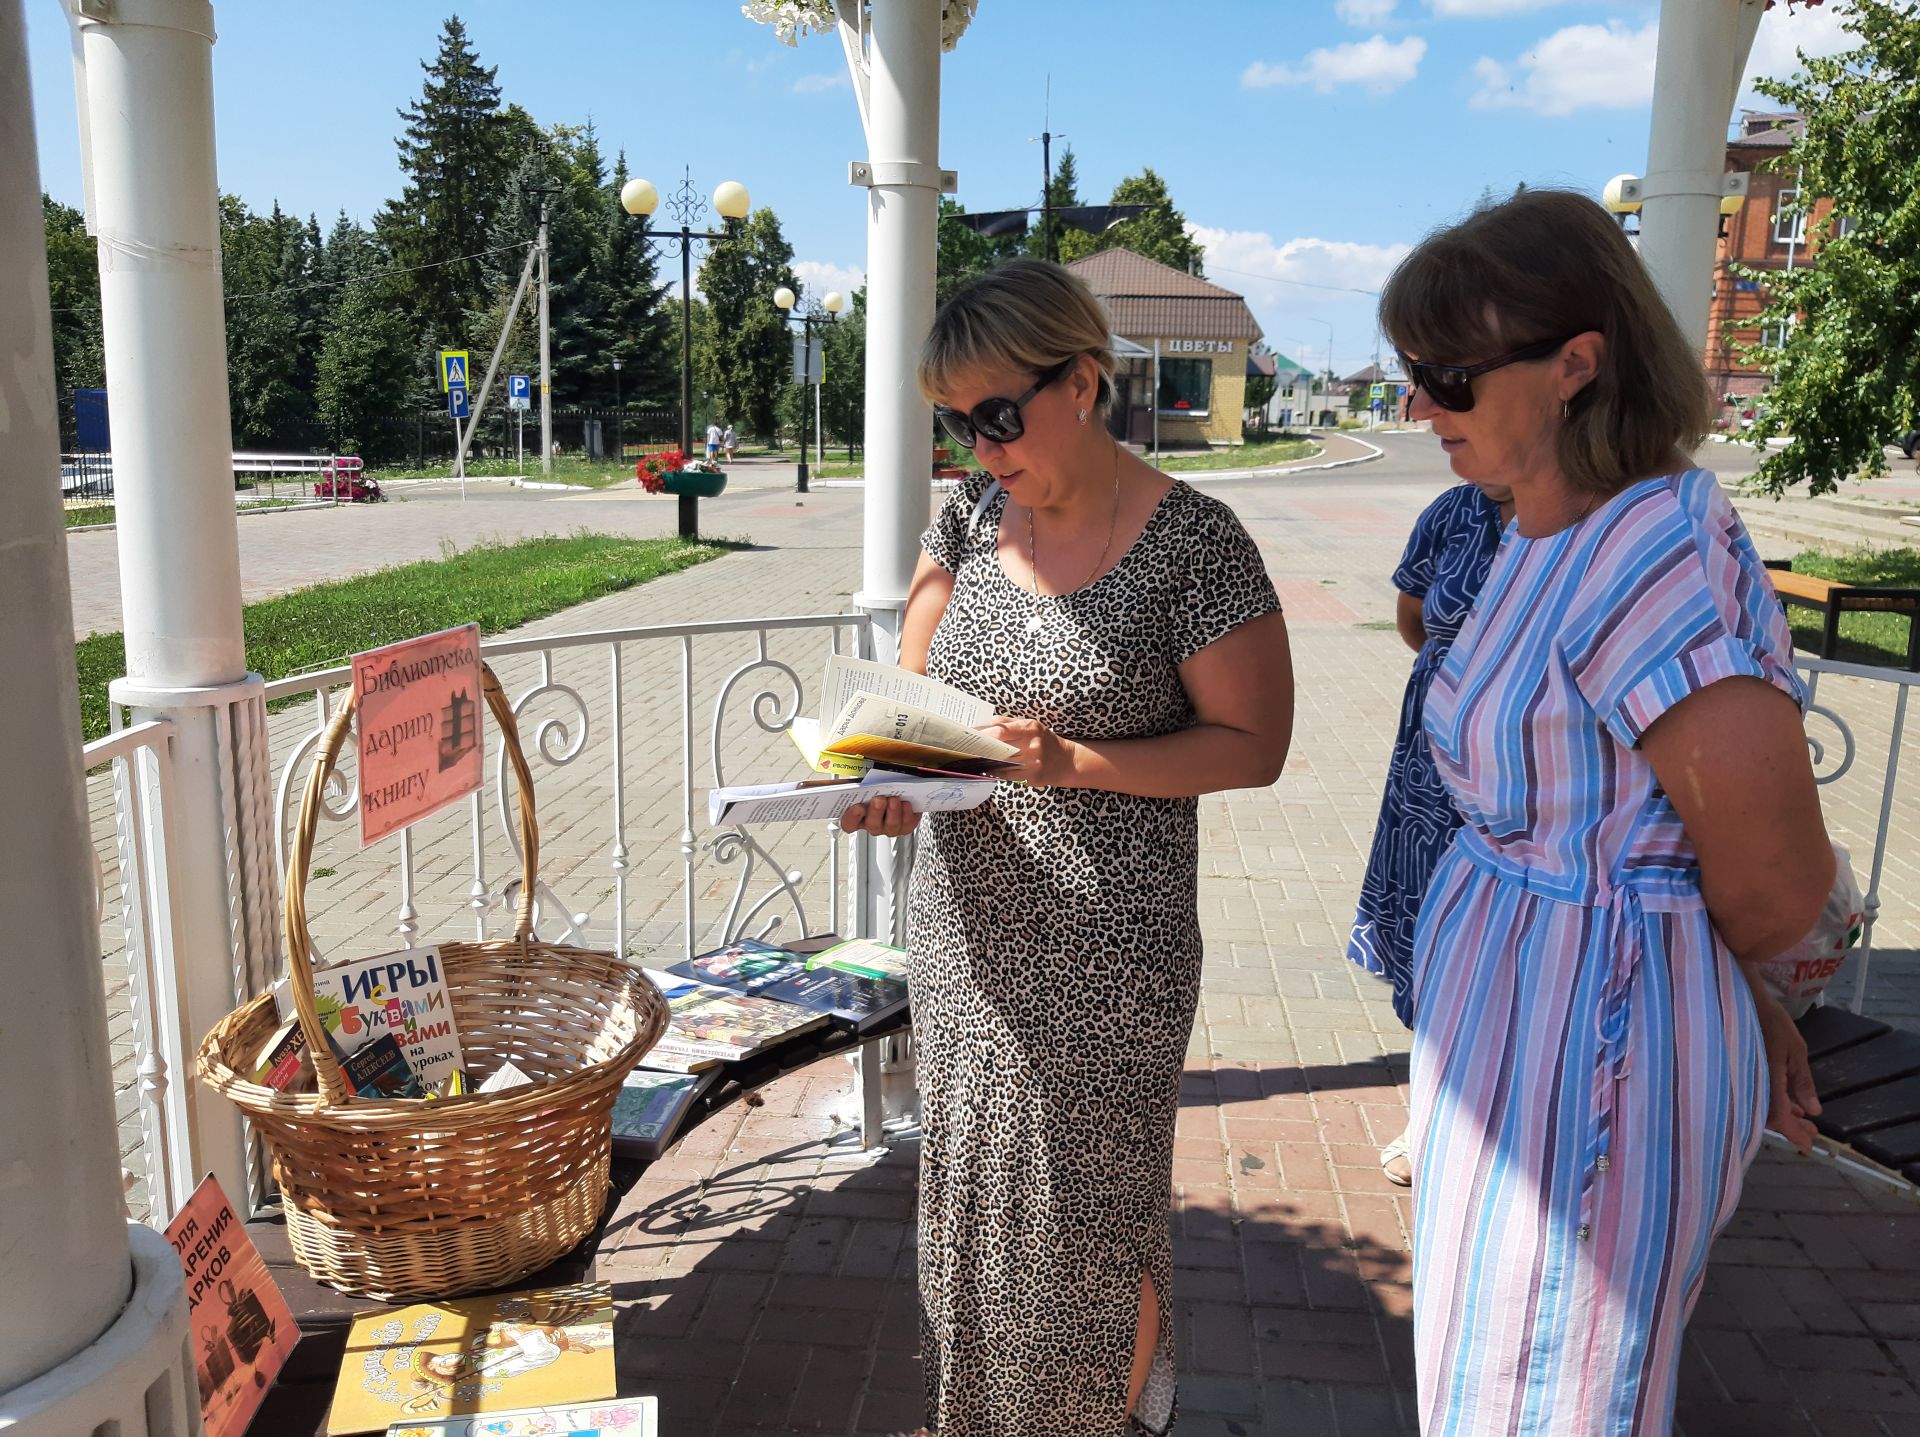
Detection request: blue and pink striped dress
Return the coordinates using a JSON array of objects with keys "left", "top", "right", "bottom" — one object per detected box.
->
[{"left": 1410, "top": 469, "right": 1800, "bottom": 1435}]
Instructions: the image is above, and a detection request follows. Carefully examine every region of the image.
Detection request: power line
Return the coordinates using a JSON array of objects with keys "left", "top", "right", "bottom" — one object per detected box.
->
[
  {"left": 48, "top": 240, "right": 535, "bottom": 315},
  {"left": 1200, "top": 261, "right": 1381, "bottom": 298}
]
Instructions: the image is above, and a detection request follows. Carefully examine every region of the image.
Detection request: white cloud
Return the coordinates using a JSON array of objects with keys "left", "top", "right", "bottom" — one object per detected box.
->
[
  {"left": 1430, "top": 0, "right": 1567, "bottom": 15},
  {"left": 792, "top": 259, "right": 865, "bottom": 303},
  {"left": 1242, "top": 35, "right": 1428, "bottom": 95},
  {"left": 1738, "top": 3, "right": 1854, "bottom": 110},
  {"left": 1470, "top": 20, "right": 1656, "bottom": 115},
  {"left": 792, "top": 71, "right": 849, "bottom": 94},
  {"left": 1188, "top": 224, "right": 1411, "bottom": 299},
  {"left": 1336, "top": 0, "right": 1398, "bottom": 25}
]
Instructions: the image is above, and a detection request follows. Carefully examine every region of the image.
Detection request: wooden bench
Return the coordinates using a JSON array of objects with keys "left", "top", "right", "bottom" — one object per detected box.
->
[
  {"left": 1766, "top": 560, "right": 1920, "bottom": 669},
  {"left": 1797, "top": 1004, "right": 1920, "bottom": 1189}
]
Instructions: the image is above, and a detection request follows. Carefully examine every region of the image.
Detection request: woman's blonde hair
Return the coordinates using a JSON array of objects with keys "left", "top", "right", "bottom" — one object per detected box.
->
[
  {"left": 919, "top": 258, "right": 1115, "bottom": 412},
  {"left": 1379, "top": 188, "right": 1712, "bottom": 495}
]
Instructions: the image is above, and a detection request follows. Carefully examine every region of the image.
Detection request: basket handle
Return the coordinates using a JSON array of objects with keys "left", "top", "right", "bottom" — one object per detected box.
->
[{"left": 282, "top": 663, "right": 539, "bottom": 1106}]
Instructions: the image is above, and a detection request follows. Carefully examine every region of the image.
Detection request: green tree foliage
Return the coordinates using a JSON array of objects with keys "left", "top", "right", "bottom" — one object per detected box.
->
[
  {"left": 598, "top": 153, "right": 676, "bottom": 409},
  {"left": 221, "top": 197, "right": 312, "bottom": 446},
  {"left": 820, "top": 286, "right": 867, "bottom": 459},
  {"left": 1054, "top": 167, "right": 1205, "bottom": 275},
  {"left": 315, "top": 216, "right": 415, "bottom": 456},
  {"left": 1244, "top": 341, "right": 1277, "bottom": 416},
  {"left": 1045, "top": 146, "right": 1081, "bottom": 211},
  {"left": 1741, "top": 0, "right": 1920, "bottom": 495},
  {"left": 43, "top": 197, "right": 104, "bottom": 396},
  {"left": 697, "top": 207, "right": 799, "bottom": 440},
  {"left": 377, "top": 15, "right": 522, "bottom": 344},
  {"left": 936, "top": 198, "right": 1022, "bottom": 305}
]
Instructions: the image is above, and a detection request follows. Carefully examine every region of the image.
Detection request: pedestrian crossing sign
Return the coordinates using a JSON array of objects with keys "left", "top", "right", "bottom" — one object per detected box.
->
[{"left": 439, "top": 350, "right": 470, "bottom": 392}]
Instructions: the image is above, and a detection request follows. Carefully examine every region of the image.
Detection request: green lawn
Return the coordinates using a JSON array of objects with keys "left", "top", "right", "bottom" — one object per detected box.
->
[
  {"left": 1155, "top": 438, "right": 1320, "bottom": 473},
  {"left": 366, "top": 454, "right": 634, "bottom": 489},
  {"left": 76, "top": 532, "right": 726, "bottom": 742},
  {"left": 64, "top": 504, "right": 116, "bottom": 528},
  {"left": 1784, "top": 548, "right": 1920, "bottom": 668}
]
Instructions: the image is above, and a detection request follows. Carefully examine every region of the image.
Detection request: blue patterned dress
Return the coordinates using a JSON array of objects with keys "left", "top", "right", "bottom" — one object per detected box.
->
[{"left": 1348, "top": 483, "right": 1504, "bottom": 1025}]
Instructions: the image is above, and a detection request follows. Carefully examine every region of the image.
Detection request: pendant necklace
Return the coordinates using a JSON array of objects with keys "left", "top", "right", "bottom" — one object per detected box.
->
[{"left": 1025, "top": 442, "right": 1122, "bottom": 636}]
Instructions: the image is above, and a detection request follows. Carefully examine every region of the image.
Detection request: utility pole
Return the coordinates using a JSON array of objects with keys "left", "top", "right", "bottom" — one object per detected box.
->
[
  {"left": 1032, "top": 78, "right": 1061, "bottom": 264},
  {"left": 538, "top": 193, "right": 553, "bottom": 476}
]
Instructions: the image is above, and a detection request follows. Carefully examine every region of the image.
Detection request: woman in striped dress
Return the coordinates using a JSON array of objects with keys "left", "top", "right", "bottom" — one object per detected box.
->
[{"left": 1384, "top": 191, "right": 1831, "bottom": 1435}]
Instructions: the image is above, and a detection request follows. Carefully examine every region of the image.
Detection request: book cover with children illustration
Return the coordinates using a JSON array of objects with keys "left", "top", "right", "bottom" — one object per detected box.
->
[{"left": 328, "top": 1282, "right": 615, "bottom": 1434}]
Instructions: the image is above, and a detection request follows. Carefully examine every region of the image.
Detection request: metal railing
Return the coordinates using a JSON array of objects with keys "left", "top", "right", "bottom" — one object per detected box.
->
[{"left": 86, "top": 719, "right": 194, "bottom": 1226}]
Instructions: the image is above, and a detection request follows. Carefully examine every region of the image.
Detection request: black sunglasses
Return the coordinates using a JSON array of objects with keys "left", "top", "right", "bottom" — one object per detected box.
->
[
  {"left": 1398, "top": 335, "right": 1577, "bottom": 413},
  {"left": 933, "top": 359, "right": 1073, "bottom": 450}
]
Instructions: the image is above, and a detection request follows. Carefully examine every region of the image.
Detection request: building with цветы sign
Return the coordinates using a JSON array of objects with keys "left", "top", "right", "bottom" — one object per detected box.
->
[{"left": 1067, "top": 249, "right": 1263, "bottom": 450}]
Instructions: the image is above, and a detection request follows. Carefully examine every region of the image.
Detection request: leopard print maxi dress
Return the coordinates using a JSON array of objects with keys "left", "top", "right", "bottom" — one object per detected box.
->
[{"left": 910, "top": 473, "right": 1282, "bottom": 1436}]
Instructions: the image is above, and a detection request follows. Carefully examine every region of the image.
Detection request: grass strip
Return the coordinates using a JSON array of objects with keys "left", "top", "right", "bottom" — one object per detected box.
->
[
  {"left": 1785, "top": 548, "right": 1920, "bottom": 669},
  {"left": 76, "top": 532, "right": 726, "bottom": 742},
  {"left": 1155, "top": 438, "right": 1320, "bottom": 473}
]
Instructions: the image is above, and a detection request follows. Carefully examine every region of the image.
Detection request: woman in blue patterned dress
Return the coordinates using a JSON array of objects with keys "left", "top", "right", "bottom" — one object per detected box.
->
[{"left": 1349, "top": 479, "right": 1510, "bottom": 1183}]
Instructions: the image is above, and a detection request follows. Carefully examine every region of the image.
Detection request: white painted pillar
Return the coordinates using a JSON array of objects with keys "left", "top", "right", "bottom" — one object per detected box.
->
[
  {"left": 72, "top": 0, "right": 270, "bottom": 1210},
  {"left": 0, "top": 0, "right": 134, "bottom": 1391},
  {"left": 1638, "top": 0, "right": 1765, "bottom": 351},
  {"left": 853, "top": 0, "right": 944, "bottom": 664}
]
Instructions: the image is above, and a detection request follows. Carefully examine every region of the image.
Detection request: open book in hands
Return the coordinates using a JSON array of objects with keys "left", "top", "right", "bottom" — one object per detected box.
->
[{"left": 708, "top": 657, "right": 1016, "bottom": 826}]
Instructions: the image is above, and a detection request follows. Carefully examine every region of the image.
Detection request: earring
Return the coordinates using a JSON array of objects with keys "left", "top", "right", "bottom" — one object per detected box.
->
[
  {"left": 1077, "top": 408, "right": 1088, "bottom": 424},
  {"left": 1562, "top": 400, "right": 1570, "bottom": 421}
]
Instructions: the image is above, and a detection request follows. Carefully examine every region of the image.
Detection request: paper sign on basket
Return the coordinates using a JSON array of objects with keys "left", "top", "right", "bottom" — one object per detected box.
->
[
  {"left": 165, "top": 1174, "right": 299, "bottom": 1437},
  {"left": 353, "top": 624, "right": 484, "bottom": 846}
]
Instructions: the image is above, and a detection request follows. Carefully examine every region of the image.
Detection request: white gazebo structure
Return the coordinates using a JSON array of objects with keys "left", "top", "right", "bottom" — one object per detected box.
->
[{"left": 0, "top": 0, "right": 1788, "bottom": 1426}]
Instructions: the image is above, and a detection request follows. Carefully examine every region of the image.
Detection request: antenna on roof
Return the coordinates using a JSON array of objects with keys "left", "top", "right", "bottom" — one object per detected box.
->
[{"left": 1027, "top": 76, "right": 1064, "bottom": 263}]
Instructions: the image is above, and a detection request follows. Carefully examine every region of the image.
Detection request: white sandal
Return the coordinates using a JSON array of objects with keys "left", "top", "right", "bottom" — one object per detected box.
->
[{"left": 1380, "top": 1128, "right": 1413, "bottom": 1187}]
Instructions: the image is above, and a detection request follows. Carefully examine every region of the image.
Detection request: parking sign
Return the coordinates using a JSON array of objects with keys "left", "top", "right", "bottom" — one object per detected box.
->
[
  {"left": 507, "top": 374, "right": 531, "bottom": 411},
  {"left": 448, "top": 385, "right": 470, "bottom": 420}
]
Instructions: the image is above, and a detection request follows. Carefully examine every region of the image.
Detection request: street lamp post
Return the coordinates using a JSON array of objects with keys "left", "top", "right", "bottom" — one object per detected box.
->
[
  {"left": 620, "top": 169, "right": 751, "bottom": 539},
  {"left": 611, "top": 356, "right": 622, "bottom": 467},
  {"left": 773, "top": 286, "right": 845, "bottom": 494},
  {"left": 1307, "top": 317, "right": 1334, "bottom": 428}
]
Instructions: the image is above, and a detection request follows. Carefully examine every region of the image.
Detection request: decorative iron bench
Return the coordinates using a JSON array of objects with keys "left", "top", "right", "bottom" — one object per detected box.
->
[
  {"left": 1797, "top": 1004, "right": 1920, "bottom": 1187},
  {"left": 1766, "top": 560, "right": 1920, "bottom": 670}
]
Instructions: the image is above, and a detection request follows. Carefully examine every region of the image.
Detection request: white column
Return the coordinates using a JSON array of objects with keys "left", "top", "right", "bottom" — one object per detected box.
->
[
  {"left": 854, "top": 0, "right": 944, "bottom": 662},
  {"left": 1638, "top": 0, "right": 1765, "bottom": 351},
  {"left": 73, "top": 0, "right": 267, "bottom": 1209},
  {"left": 0, "top": 0, "right": 134, "bottom": 1391}
]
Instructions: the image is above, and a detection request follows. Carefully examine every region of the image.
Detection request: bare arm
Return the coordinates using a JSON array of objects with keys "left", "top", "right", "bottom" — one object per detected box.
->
[
  {"left": 1641, "top": 675, "right": 1833, "bottom": 1149},
  {"left": 896, "top": 551, "right": 955, "bottom": 677},
  {"left": 1396, "top": 591, "right": 1427, "bottom": 652},
  {"left": 983, "top": 610, "right": 1295, "bottom": 798}
]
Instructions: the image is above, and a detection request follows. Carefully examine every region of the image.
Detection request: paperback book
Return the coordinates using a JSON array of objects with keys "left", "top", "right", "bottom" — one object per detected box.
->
[
  {"left": 610, "top": 1069, "right": 714, "bottom": 1160},
  {"left": 276, "top": 945, "right": 465, "bottom": 1092},
  {"left": 636, "top": 967, "right": 827, "bottom": 1073},
  {"left": 328, "top": 1282, "right": 615, "bottom": 1434},
  {"left": 674, "top": 938, "right": 908, "bottom": 1034},
  {"left": 807, "top": 937, "right": 911, "bottom": 981},
  {"left": 386, "top": 1396, "right": 657, "bottom": 1436}
]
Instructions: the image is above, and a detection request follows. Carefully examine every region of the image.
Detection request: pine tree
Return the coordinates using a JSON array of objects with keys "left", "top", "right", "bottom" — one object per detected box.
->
[
  {"left": 1054, "top": 167, "right": 1205, "bottom": 275},
  {"left": 377, "top": 15, "right": 518, "bottom": 346},
  {"left": 315, "top": 219, "right": 415, "bottom": 458},
  {"left": 598, "top": 152, "right": 676, "bottom": 409},
  {"left": 1046, "top": 146, "right": 1082, "bottom": 210},
  {"left": 221, "top": 196, "right": 308, "bottom": 447},
  {"left": 697, "top": 207, "right": 798, "bottom": 441},
  {"left": 1741, "top": 0, "right": 1920, "bottom": 494}
]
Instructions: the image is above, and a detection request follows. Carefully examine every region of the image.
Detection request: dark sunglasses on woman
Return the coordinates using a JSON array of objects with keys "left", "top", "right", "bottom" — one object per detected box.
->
[
  {"left": 933, "top": 358, "right": 1074, "bottom": 450},
  {"left": 1397, "top": 335, "right": 1576, "bottom": 413}
]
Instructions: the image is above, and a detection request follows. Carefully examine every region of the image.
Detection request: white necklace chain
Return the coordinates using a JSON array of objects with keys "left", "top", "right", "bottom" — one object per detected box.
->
[{"left": 1024, "top": 442, "right": 1122, "bottom": 636}]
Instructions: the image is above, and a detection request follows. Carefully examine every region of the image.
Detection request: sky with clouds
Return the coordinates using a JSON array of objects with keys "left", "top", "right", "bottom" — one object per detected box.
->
[{"left": 23, "top": 0, "right": 1855, "bottom": 377}]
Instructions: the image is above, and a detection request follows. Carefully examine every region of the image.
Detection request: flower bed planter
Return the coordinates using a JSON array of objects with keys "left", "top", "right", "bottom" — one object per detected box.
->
[{"left": 659, "top": 470, "right": 727, "bottom": 499}]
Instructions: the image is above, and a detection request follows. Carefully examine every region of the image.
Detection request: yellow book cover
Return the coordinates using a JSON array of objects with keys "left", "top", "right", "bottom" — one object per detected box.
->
[{"left": 327, "top": 1282, "right": 615, "bottom": 1434}]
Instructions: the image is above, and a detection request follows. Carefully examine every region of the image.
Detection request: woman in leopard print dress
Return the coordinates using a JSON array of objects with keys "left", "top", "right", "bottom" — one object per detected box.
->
[{"left": 841, "top": 260, "right": 1295, "bottom": 1436}]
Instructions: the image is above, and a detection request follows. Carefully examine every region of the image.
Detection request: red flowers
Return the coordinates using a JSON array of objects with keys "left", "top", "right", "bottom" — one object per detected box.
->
[{"left": 636, "top": 449, "right": 687, "bottom": 493}]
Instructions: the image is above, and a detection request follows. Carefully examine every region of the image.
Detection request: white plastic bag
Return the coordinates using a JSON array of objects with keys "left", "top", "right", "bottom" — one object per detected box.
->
[{"left": 1755, "top": 842, "right": 1865, "bottom": 1018}]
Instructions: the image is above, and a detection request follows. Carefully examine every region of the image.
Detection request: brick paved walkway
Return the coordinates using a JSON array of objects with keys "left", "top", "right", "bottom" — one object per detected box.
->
[{"left": 83, "top": 434, "right": 1920, "bottom": 1433}]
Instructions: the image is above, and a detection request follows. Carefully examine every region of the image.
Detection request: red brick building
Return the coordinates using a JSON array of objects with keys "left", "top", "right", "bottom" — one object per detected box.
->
[{"left": 1704, "top": 110, "right": 1837, "bottom": 413}]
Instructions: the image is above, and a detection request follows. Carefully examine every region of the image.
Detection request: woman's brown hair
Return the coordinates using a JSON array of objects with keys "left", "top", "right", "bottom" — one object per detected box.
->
[
  {"left": 919, "top": 258, "right": 1115, "bottom": 412},
  {"left": 1379, "top": 188, "right": 1712, "bottom": 495}
]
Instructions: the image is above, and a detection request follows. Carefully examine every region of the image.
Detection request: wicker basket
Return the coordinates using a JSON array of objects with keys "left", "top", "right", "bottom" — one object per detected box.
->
[{"left": 198, "top": 664, "right": 668, "bottom": 1300}]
